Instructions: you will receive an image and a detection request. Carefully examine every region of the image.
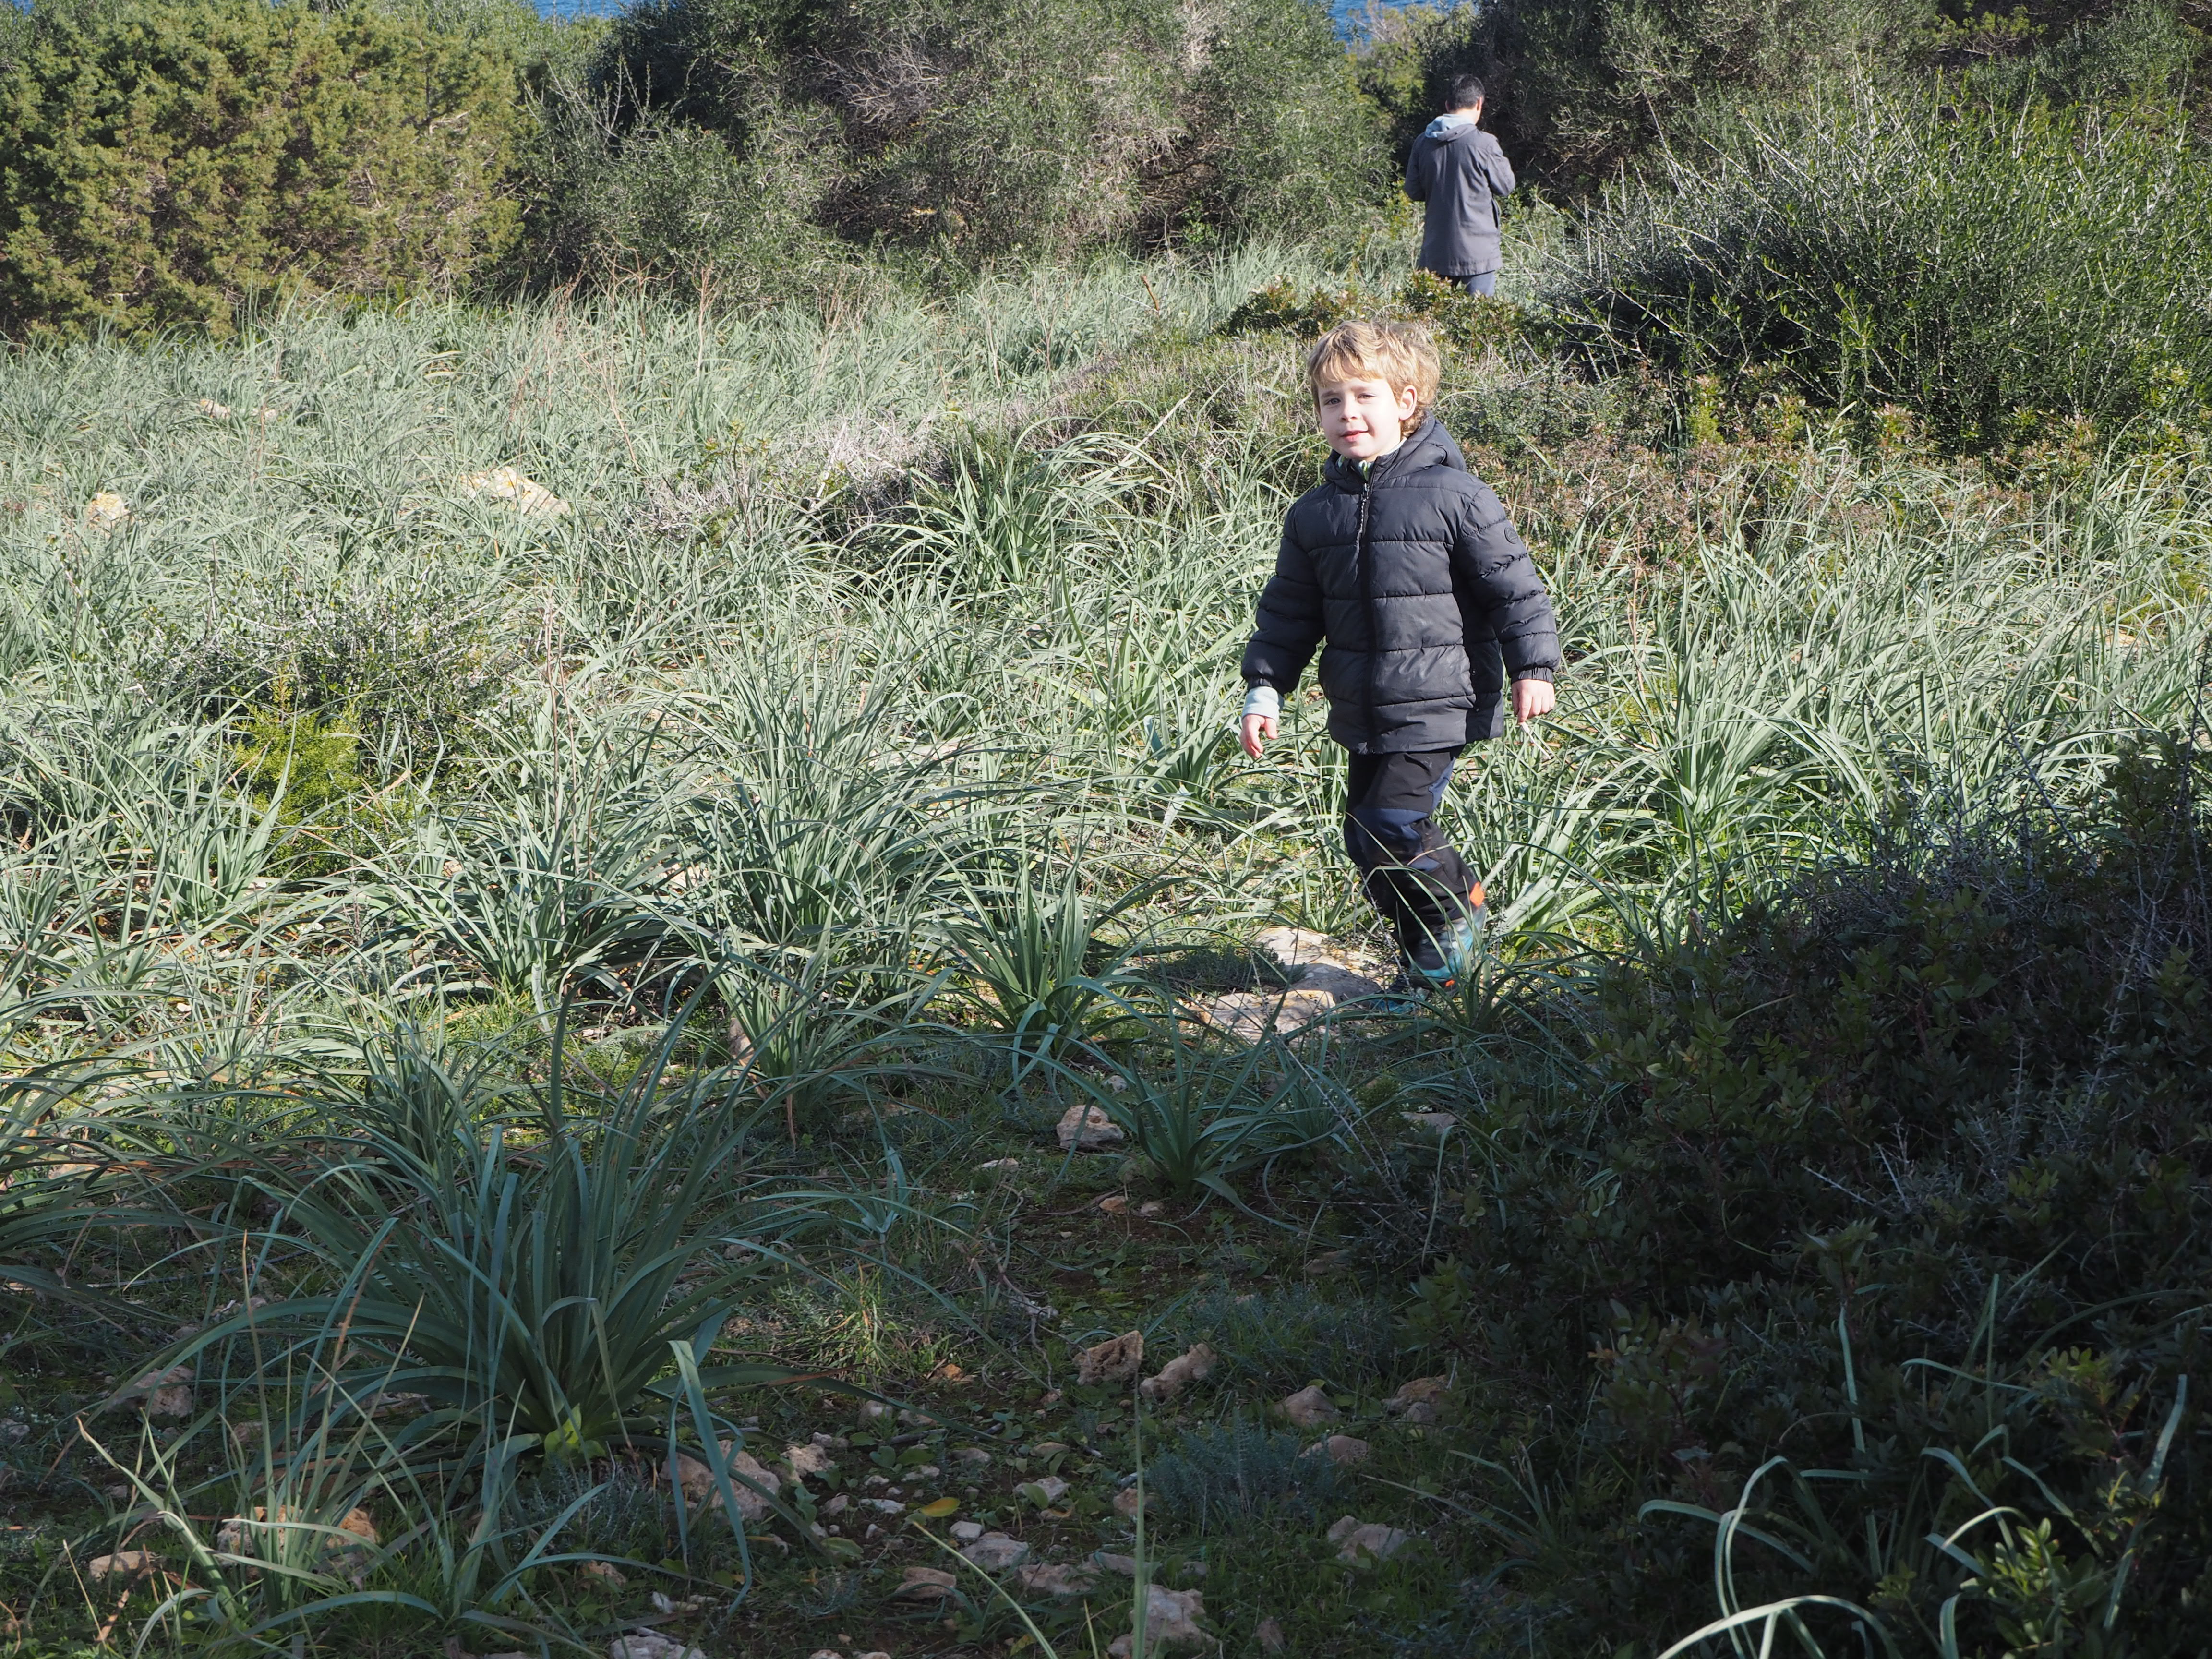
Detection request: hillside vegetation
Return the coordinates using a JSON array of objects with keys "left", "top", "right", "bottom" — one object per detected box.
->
[{"left": 3, "top": 1, "right": 2212, "bottom": 1658}]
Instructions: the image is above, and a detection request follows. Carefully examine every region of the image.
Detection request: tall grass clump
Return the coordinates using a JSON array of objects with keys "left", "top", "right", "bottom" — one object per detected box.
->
[{"left": 1551, "top": 84, "right": 2212, "bottom": 448}]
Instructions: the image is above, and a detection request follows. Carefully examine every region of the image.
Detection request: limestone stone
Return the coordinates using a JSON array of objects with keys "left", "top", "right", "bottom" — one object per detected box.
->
[
  {"left": 1138, "top": 1343, "right": 1216, "bottom": 1403},
  {"left": 1278, "top": 1386, "right": 1339, "bottom": 1428},
  {"left": 1326, "top": 1515, "right": 1412, "bottom": 1565},
  {"left": 1300, "top": 1434, "right": 1370, "bottom": 1467},
  {"left": 960, "top": 1531, "right": 1032, "bottom": 1571},
  {"left": 1057, "top": 1102, "right": 1126, "bottom": 1152},
  {"left": 1077, "top": 1330, "right": 1144, "bottom": 1385}
]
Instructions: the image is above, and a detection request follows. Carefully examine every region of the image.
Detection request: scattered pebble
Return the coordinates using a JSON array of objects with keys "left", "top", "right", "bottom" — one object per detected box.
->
[
  {"left": 82, "top": 492, "right": 130, "bottom": 534},
  {"left": 1098, "top": 1194, "right": 1130, "bottom": 1214},
  {"left": 1139, "top": 1342, "right": 1216, "bottom": 1403},
  {"left": 1302, "top": 1434, "right": 1371, "bottom": 1466},
  {"left": 950, "top": 1446, "right": 991, "bottom": 1467},
  {"left": 1014, "top": 1561, "right": 1099, "bottom": 1597},
  {"left": 787, "top": 1442, "right": 836, "bottom": 1478},
  {"left": 950, "top": 1520, "right": 985, "bottom": 1542},
  {"left": 1106, "top": 1585, "right": 1209, "bottom": 1655},
  {"left": 1137, "top": 1201, "right": 1165, "bottom": 1217},
  {"left": 86, "top": 1551, "right": 160, "bottom": 1582},
  {"left": 670, "top": 1443, "right": 781, "bottom": 1519},
  {"left": 978, "top": 1157, "right": 1020, "bottom": 1170},
  {"left": 898, "top": 1563, "right": 959, "bottom": 1600},
  {"left": 1056, "top": 1102, "right": 1125, "bottom": 1151},
  {"left": 1019, "top": 1475, "right": 1070, "bottom": 1505},
  {"left": 1385, "top": 1376, "right": 1448, "bottom": 1424},
  {"left": 960, "top": 1531, "right": 1031, "bottom": 1571},
  {"left": 1327, "top": 1515, "right": 1413, "bottom": 1564},
  {"left": 1077, "top": 1330, "right": 1144, "bottom": 1385},
  {"left": 1257, "top": 1615, "right": 1287, "bottom": 1652},
  {"left": 608, "top": 1637, "right": 705, "bottom": 1659},
  {"left": 579, "top": 1561, "right": 626, "bottom": 1588},
  {"left": 457, "top": 467, "right": 569, "bottom": 517},
  {"left": 1279, "top": 1385, "right": 1340, "bottom": 1428}
]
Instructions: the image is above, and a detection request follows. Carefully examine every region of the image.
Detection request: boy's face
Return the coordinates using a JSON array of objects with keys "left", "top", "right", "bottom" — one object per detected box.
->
[{"left": 1315, "top": 375, "right": 1421, "bottom": 463}]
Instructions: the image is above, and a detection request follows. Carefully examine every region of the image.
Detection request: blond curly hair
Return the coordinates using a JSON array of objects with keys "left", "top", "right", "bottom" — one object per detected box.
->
[{"left": 1304, "top": 320, "right": 1442, "bottom": 424}]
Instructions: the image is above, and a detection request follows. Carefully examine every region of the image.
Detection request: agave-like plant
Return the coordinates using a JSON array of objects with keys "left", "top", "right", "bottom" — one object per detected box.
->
[
  {"left": 161, "top": 1014, "right": 816, "bottom": 1464},
  {"left": 938, "top": 863, "right": 1154, "bottom": 1071}
]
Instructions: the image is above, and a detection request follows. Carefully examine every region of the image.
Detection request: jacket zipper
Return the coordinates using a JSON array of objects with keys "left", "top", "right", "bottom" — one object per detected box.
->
[{"left": 1356, "top": 463, "right": 1379, "bottom": 751}]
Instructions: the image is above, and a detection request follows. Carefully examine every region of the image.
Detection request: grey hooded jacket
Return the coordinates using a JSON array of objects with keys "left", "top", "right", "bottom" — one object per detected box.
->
[
  {"left": 1405, "top": 116, "right": 1516, "bottom": 277},
  {"left": 1239, "top": 416, "right": 1560, "bottom": 754}
]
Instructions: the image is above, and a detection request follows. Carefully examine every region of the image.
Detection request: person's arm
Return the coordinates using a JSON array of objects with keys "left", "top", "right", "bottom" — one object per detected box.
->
[
  {"left": 1239, "top": 530, "right": 1324, "bottom": 756},
  {"left": 1447, "top": 482, "right": 1559, "bottom": 722},
  {"left": 1404, "top": 135, "right": 1432, "bottom": 203},
  {"left": 1478, "top": 132, "right": 1516, "bottom": 199}
]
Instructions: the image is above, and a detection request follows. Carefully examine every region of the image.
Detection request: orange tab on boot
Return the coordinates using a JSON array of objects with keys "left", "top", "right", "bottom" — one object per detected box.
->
[{"left": 1468, "top": 882, "right": 1486, "bottom": 910}]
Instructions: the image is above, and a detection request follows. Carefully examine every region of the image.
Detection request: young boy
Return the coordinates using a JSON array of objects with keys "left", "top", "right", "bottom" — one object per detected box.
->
[{"left": 1239, "top": 319, "right": 1558, "bottom": 989}]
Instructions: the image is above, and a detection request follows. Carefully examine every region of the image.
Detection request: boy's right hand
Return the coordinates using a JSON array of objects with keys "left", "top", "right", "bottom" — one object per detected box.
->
[{"left": 1239, "top": 713, "right": 1277, "bottom": 758}]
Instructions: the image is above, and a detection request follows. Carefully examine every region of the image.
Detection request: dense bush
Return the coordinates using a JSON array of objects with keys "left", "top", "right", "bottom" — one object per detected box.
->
[
  {"left": 529, "top": 0, "right": 1381, "bottom": 294},
  {"left": 0, "top": 0, "right": 534, "bottom": 338},
  {"left": 1399, "top": 737, "right": 2212, "bottom": 1648},
  {"left": 1395, "top": 0, "right": 2198, "bottom": 185},
  {"left": 1548, "top": 85, "right": 2212, "bottom": 449}
]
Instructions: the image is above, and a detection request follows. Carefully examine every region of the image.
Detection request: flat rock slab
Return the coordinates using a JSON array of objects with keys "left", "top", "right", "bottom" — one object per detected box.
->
[{"left": 1202, "top": 929, "right": 1387, "bottom": 1039}]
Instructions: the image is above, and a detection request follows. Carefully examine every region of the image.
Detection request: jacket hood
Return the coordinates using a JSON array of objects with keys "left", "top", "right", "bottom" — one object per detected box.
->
[
  {"left": 1422, "top": 112, "right": 1482, "bottom": 142},
  {"left": 1323, "top": 415, "right": 1465, "bottom": 493}
]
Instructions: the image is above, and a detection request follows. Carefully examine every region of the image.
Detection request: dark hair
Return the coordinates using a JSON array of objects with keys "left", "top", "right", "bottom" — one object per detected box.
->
[{"left": 1444, "top": 73, "right": 1485, "bottom": 110}]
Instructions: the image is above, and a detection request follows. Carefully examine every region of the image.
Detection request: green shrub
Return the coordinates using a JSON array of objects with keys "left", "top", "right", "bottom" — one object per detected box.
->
[
  {"left": 0, "top": 0, "right": 529, "bottom": 338},
  {"left": 549, "top": 0, "right": 1382, "bottom": 291},
  {"left": 1397, "top": 738, "right": 2212, "bottom": 1649},
  {"left": 1550, "top": 85, "right": 2212, "bottom": 449},
  {"left": 1146, "top": 1416, "right": 1346, "bottom": 1533}
]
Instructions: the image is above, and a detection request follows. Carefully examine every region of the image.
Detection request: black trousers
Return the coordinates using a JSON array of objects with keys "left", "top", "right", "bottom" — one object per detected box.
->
[{"left": 1343, "top": 748, "right": 1481, "bottom": 944}]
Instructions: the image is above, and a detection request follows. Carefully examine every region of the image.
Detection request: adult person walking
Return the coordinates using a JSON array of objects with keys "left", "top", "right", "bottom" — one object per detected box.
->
[{"left": 1405, "top": 73, "right": 1516, "bottom": 297}]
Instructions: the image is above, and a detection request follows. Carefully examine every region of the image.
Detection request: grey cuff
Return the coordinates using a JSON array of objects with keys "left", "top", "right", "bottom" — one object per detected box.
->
[{"left": 1241, "top": 684, "right": 1282, "bottom": 721}]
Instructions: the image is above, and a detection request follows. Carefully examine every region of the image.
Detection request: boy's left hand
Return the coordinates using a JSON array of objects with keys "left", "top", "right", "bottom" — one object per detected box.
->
[{"left": 1512, "top": 678, "right": 1555, "bottom": 723}]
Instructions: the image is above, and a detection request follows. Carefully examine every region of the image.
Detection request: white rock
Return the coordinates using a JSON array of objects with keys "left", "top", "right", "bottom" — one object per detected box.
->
[
  {"left": 86, "top": 1551, "right": 160, "bottom": 1581},
  {"left": 1139, "top": 1343, "right": 1217, "bottom": 1403},
  {"left": 82, "top": 492, "right": 130, "bottom": 533},
  {"left": 1327, "top": 1515, "right": 1413, "bottom": 1564},
  {"left": 1202, "top": 987, "right": 1341, "bottom": 1042},
  {"left": 950, "top": 1446, "right": 992, "bottom": 1467},
  {"left": 1106, "top": 1585, "right": 1209, "bottom": 1654},
  {"left": 1057, "top": 1102, "right": 1125, "bottom": 1152},
  {"left": 1256, "top": 1615, "right": 1286, "bottom": 1652},
  {"left": 787, "top": 1442, "right": 836, "bottom": 1478},
  {"left": 961, "top": 1531, "right": 1031, "bottom": 1571},
  {"left": 978, "top": 1157, "right": 1021, "bottom": 1170},
  {"left": 672, "top": 1443, "right": 781, "bottom": 1519},
  {"left": 1015, "top": 1561, "right": 1099, "bottom": 1597},
  {"left": 608, "top": 1636, "right": 705, "bottom": 1659},
  {"left": 1077, "top": 1330, "right": 1144, "bottom": 1385},
  {"left": 1385, "top": 1377, "right": 1448, "bottom": 1421},
  {"left": 1301, "top": 1434, "right": 1370, "bottom": 1466},
  {"left": 457, "top": 467, "right": 569, "bottom": 517},
  {"left": 950, "top": 1520, "right": 986, "bottom": 1542},
  {"left": 862, "top": 1497, "right": 906, "bottom": 1515},
  {"left": 1279, "top": 1386, "right": 1339, "bottom": 1428},
  {"left": 1021, "top": 1475, "right": 1070, "bottom": 1504}
]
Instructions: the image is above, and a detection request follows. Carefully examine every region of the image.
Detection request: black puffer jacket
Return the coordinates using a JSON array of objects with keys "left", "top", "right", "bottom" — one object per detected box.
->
[{"left": 1240, "top": 416, "right": 1559, "bottom": 753}]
